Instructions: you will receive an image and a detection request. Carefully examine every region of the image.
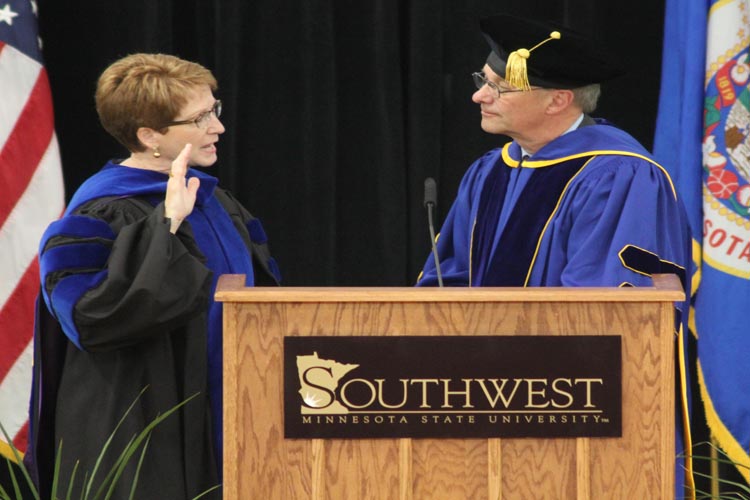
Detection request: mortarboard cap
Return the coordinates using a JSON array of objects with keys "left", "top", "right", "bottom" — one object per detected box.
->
[{"left": 480, "top": 14, "right": 625, "bottom": 90}]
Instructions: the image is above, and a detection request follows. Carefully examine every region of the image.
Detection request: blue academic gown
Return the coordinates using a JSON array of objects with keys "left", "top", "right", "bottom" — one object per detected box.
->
[
  {"left": 417, "top": 119, "right": 693, "bottom": 495},
  {"left": 418, "top": 120, "right": 690, "bottom": 290}
]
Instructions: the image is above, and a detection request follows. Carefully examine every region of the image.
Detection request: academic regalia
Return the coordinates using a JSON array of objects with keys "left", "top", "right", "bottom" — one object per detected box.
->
[
  {"left": 416, "top": 119, "right": 694, "bottom": 496},
  {"left": 421, "top": 12, "right": 695, "bottom": 498},
  {"left": 25, "top": 161, "right": 281, "bottom": 499},
  {"left": 417, "top": 120, "right": 691, "bottom": 291}
]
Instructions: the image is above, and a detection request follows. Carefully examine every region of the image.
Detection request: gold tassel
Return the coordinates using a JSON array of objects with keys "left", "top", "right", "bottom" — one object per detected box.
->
[{"left": 505, "top": 31, "right": 561, "bottom": 91}]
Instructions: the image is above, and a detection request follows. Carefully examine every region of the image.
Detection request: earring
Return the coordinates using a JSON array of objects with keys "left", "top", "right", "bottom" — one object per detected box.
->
[{"left": 152, "top": 146, "right": 161, "bottom": 158}]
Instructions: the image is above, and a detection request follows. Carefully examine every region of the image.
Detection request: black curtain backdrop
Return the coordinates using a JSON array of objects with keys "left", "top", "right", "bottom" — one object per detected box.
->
[
  {"left": 22, "top": 2, "right": 740, "bottom": 497},
  {"left": 35, "top": 0, "right": 665, "bottom": 286}
]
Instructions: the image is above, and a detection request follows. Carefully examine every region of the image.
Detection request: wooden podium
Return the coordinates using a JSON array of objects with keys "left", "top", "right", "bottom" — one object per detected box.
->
[{"left": 215, "top": 274, "right": 684, "bottom": 499}]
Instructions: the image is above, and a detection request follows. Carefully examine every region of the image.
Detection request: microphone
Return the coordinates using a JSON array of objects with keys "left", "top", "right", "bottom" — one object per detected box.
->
[{"left": 423, "top": 177, "right": 444, "bottom": 287}]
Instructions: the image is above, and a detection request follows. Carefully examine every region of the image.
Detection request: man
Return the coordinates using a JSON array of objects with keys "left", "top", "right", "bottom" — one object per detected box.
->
[
  {"left": 417, "top": 14, "right": 691, "bottom": 292},
  {"left": 416, "top": 13, "right": 693, "bottom": 497}
]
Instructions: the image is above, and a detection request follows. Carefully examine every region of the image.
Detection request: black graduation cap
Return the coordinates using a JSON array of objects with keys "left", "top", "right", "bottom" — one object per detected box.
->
[{"left": 480, "top": 14, "right": 625, "bottom": 90}]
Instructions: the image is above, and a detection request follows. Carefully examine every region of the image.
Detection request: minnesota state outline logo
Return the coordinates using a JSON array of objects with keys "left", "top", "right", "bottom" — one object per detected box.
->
[{"left": 702, "top": 0, "right": 750, "bottom": 278}]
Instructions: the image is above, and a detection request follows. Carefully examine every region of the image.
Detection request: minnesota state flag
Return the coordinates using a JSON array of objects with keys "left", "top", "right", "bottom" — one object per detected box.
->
[{"left": 655, "top": 0, "right": 750, "bottom": 486}]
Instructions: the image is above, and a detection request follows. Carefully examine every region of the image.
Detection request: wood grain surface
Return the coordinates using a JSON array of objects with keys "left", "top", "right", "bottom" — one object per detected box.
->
[{"left": 219, "top": 275, "right": 681, "bottom": 499}]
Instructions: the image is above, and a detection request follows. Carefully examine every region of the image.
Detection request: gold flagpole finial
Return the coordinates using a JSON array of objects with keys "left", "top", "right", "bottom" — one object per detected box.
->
[{"left": 505, "top": 31, "right": 561, "bottom": 91}]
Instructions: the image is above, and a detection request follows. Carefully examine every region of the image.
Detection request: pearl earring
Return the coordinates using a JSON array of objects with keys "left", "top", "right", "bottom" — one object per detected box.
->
[{"left": 152, "top": 146, "right": 161, "bottom": 158}]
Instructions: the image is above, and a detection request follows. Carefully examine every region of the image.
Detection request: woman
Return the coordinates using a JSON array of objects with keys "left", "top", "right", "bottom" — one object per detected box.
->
[{"left": 26, "top": 53, "right": 280, "bottom": 499}]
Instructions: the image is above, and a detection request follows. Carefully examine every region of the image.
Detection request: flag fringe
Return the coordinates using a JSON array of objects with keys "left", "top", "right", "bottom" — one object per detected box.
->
[{"left": 697, "top": 361, "right": 750, "bottom": 484}]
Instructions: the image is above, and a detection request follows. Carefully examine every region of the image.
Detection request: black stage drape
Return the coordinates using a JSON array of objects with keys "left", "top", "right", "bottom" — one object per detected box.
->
[
  {"left": 36, "top": 0, "right": 665, "bottom": 286},
  {"left": 24, "top": 2, "right": 743, "bottom": 497}
]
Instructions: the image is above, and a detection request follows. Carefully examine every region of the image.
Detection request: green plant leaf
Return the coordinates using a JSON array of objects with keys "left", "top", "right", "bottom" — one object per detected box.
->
[
  {"left": 79, "top": 471, "right": 89, "bottom": 500},
  {"left": 101, "top": 393, "right": 198, "bottom": 500},
  {"left": 191, "top": 484, "right": 221, "bottom": 500},
  {"left": 51, "top": 439, "right": 63, "bottom": 499},
  {"left": 0, "top": 423, "right": 39, "bottom": 500},
  {"left": 1, "top": 389, "right": 203, "bottom": 500},
  {"left": 65, "top": 460, "right": 80, "bottom": 500},
  {"left": 687, "top": 441, "right": 750, "bottom": 469},
  {"left": 684, "top": 441, "right": 750, "bottom": 496},
  {"left": 693, "top": 471, "right": 750, "bottom": 494},
  {"left": 0, "top": 478, "right": 11, "bottom": 500},
  {"left": 85, "top": 386, "right": 150, "bottom": 499},
  {"left": 127, "top": 434, "right": 151, "bottom": 500},
  {"left": 4, "top": 460, "right": 21, "bottom": 500},
  {"left": 91, "top": 435, "right": 137, "bottom": 500},
  {"left": 691, "top": 468, "right": 750, "bottom": 494}
]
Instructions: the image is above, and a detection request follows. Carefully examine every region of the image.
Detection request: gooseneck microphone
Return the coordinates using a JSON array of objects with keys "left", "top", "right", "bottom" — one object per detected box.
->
[{"left": 423, "top": 177, "right": 444, "bottom": 287}]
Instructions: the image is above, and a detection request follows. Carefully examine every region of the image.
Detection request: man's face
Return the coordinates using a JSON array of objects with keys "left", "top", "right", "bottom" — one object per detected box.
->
[{"left": 471, "top": 65, "right": 550, "bottom": 139}]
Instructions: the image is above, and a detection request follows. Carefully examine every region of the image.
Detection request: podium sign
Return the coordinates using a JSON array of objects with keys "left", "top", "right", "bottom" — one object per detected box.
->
[
  {"left": 217, "top": 275, "right": 684, "bottom": 499},
  {"left": 284, "top": 335, "right": 621, "bottom": 439}
]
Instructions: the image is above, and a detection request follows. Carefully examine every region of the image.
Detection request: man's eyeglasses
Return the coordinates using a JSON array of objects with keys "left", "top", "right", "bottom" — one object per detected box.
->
[
  {"left": 471, "top": 72, "right": 525, "bottom": 99},
  {"left": 164, "top": 100, "right": 222, "bottom": 129}
]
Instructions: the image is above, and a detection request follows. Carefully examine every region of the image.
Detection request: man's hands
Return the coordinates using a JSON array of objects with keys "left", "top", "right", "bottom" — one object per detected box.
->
[{"left": 164, "top": 144, "right": 200, "bottom": 234}]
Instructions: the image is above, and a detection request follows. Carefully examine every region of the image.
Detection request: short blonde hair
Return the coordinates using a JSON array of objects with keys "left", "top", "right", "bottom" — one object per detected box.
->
[{"left": 95, "top": 53, "right": 217, "bottom": 152}]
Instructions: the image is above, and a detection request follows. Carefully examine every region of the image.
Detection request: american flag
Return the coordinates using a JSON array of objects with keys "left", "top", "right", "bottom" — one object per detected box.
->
[{"left": 0, "top": 0, "right": 64, "bottom": 461}]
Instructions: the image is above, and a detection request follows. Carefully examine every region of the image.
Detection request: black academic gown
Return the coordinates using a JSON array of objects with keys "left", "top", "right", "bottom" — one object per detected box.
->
[{"left": 26, "top": 163, "right": 280, "bottom": 500}]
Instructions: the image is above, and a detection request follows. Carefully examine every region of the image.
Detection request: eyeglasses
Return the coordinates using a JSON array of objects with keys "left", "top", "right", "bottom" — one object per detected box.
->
[
  {"left": 163, "top": 100, "right": 222, "bottom": 129},
  {"left": 471, "top": 72, "right": 525, "bottom": 99}
]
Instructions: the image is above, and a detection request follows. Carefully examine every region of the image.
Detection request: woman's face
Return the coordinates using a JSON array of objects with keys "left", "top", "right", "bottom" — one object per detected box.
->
[{"left": 155, "top": 84, "right": 225, "bottom": 167}]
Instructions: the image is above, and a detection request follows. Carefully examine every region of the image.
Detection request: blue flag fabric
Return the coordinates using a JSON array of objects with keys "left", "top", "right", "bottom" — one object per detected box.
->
[
  {"left": 655, "top": 0, "right": 750, "bottom": 486},
  {"left": 0, "top": 0, "right": 41, "bottom": 62}
]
